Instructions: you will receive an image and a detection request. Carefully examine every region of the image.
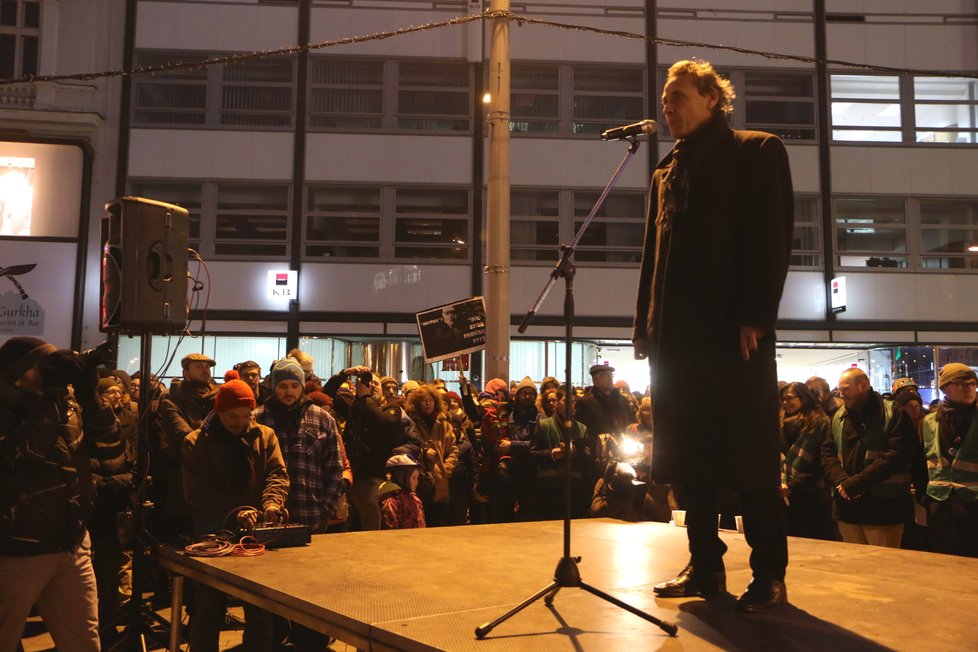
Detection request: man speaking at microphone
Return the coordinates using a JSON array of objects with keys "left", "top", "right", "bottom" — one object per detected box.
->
[{"left": 632, "top": 60, "right": 794, "bottom": 612}]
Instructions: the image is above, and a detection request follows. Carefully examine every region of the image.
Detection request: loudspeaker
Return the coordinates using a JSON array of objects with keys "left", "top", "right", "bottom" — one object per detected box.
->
[{"left": 100, "top": 196, "right": 189, "bottom": 334}]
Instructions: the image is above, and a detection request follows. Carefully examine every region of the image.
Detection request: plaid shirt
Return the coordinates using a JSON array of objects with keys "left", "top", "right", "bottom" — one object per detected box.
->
[{"left": 254, "top": 400, "right": 344, "bottom": 531}]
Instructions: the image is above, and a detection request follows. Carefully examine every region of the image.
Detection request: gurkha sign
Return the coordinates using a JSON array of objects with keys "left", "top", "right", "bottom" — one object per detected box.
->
[{"left": 0, "top": 263, "right": 44, "bottom": 335}]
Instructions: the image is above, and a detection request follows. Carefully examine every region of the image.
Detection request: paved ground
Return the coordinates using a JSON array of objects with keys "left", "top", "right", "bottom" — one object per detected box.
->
[{"left": 20, "top": 604, "right": 359, "bottom": 651}]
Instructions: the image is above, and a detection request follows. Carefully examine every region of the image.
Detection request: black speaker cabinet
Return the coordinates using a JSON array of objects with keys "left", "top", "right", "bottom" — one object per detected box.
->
[{"left": 100, "top": 196, "right": 189, "bottom": 334}]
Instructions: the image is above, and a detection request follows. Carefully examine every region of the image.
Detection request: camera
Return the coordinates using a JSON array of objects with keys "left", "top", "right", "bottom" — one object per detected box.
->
[
  {"left": 80, "top": 340, "right": 116, "bottom": 368},
  {"left": 359, "top": 371, "right": 373, "bottom": 385}
]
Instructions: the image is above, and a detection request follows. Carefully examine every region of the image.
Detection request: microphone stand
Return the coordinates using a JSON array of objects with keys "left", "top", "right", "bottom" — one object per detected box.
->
[{"left": 474, "top": 137, "right": 678, "bottom": 639}]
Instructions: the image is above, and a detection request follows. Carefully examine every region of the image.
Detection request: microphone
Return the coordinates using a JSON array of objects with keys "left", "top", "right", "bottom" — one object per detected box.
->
[{"left": 600, "top": 119, "right": 658, "bottom": 141}]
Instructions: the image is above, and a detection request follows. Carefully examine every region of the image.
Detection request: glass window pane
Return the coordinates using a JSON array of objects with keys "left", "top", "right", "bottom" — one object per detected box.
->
[
  {"left": 573, "top": 192, "right": 644, "bottom": 218},
  {"left": 574, "top": 67, "right": 643, "bottom": 93},
  {"left": 836, "top": 227, "right": 906, "bottom": 253},
  {"left": 746, "top": 100, "right": 814, "bottom": 126},
  {"left": 395, "top": 217, "right": 467, "bottom": 244},
  {"left": 223, "top": 59, "right": 293, "bottom": 83},
  {"left": 744, "top": 72, "right": 813, "bottom": 98},
  {"left": 835, "top": 197, "right": 906, "bottom": 225},
  {"left": 398, "top": 90, "right": 469, "bottom": 117},
  {"left": 512, "top": 64, "right": 558, "bottom": 91},
  {"left": 307, "top": 186, "right": 381, "bottom": 212},
  {"left": 915, "top": 103, "right": 977, "bottom": 129},
  {"left": 831, "top": 75, "right": 900, "bottom": 100},
  {"left": 914, "top": 77, "right": 978, "bottom": 101},
  {"left": 920, "top": 228, "right": 978, "bottom": 254},
  {"left": 24, "top": 1, "right": 39, "bottom": 28},
  {"left": 21, "top": 35, "right": 37, "bottom": 76},
  {"left": 573, "top": 95, "right": 644, "bottom": 121},
  {"left": 920, "top": 199, "right": 978, "bottom": 226},
  {"left": 832, "top": 129, "right": 903, "bottom": 142},
  {"left": 0, "top": 1, "right": 16, "bottom": 26},
  {"left": 399, "top": 61, "right": 468, "bottom": 88},
  {"left": 511, "top": 191, "right": 559, "bottom": 217},
  {"left": 831, "top": 101, "right": 901, "bottom": 127},
  {"left": 307, "top": 216, "right": 379, "bottom": 242},
  {"left": 396, "top": 188, "right": 468, "bottom": 215},
  {"left": 0, "top": 34, "right": 14, "bottom": 79},
  {"left": 311, "top": 59, "right": 384, "bottom": 86}
]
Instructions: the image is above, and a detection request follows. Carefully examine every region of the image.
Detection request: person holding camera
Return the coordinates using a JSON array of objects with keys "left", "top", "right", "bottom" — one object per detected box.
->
[
  {"left": 0, "top": 336, "right": 120, "bottom": 651},
  {"left": 324, "top": 366, "right": 420, "bottom": 531}
]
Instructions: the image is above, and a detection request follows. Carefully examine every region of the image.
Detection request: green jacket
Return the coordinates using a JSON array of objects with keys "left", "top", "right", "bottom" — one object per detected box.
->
[{"left": 922, "top": 407, "right": 978, "bottom": 503}]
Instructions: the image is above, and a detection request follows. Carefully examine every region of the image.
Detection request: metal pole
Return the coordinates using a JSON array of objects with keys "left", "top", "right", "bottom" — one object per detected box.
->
[{"left": 485, "top": 0, "right": 511, "bottom": 381}]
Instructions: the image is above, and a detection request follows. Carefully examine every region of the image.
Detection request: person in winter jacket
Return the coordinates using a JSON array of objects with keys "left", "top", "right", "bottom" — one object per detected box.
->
[{"left": 380, "top": 454, "right": 426, "bottom": 529}]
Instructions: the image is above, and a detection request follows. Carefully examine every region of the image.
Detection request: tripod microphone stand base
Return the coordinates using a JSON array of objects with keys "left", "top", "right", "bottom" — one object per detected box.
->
[{"left": 475, "top": 554, "right": 677, "bottom": 639}]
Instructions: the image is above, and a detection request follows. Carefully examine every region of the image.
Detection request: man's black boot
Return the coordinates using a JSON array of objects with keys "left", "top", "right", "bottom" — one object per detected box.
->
[
  {"left": 653, "top": 562, "right": 726, "bottom": 598},
  {"left": 736, "top": 578, "right": 787, "bottom": 612}
]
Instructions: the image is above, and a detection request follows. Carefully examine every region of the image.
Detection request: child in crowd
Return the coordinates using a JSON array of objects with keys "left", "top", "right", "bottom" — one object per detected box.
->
[{"left": 379, "top": 455, "right": 426, "bottom": 529}]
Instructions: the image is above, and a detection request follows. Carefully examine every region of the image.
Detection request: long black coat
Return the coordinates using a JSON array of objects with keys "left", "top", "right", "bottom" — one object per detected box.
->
[{"left": 633, "top": 115, "right": 793, "bottom": 489}]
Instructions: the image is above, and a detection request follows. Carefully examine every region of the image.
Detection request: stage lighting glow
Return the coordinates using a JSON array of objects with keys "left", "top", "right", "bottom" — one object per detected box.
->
[
  {"left": 0, "top": 157, "right": 35, "bottom": 236},
  {"left": 620, "top": 435, "right": 644, "bottom": 459},
  {"left": 482, "top": 92, "right": 491, "bottom": 104}
]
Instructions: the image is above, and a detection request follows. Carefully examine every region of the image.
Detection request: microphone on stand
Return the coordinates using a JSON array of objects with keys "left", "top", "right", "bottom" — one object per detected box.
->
[{"left": 600, "top": 119, "right": 658, "bottom": 141}]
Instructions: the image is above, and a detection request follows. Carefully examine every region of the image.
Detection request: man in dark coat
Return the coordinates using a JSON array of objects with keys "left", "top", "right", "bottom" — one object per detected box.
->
[{"left": 633, "top": 60, "right": 794, "bottom": 612}]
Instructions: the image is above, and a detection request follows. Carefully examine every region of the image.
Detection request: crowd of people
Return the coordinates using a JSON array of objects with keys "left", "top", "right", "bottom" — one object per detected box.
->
[{"left": 3, "top": 334, "right": 978, "bottom": 650}]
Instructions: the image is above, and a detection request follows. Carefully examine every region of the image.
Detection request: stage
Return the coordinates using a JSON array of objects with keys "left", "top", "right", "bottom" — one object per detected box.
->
[{"left": 159, "top": 519, "right": 975, "bottom": 651}]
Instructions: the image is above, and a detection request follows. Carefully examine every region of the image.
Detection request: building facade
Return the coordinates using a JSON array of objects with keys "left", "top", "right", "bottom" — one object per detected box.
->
[{"left": 2, "top": 0, "right": 977, "bottom": 392}]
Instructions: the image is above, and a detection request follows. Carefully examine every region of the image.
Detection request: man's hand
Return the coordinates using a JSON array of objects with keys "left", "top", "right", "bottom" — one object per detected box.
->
[
  {"left": 236, "top": 508, "right": 259, "bottom": 528},
  {"left": 739, "top": 326, "right": 766, "bottom": 361},
  {"left": 632, "top": 337, "right": 650, "bottom": 360},
  {"left": 552, "top": 446, "right": 565, "bottom": 460},
  {"left": 263, "top": 505, "right": 282, "bottom": 525},
  {"left": 343, "top": 365, "right": 370, "bottom": 377},
  {"left": 496, "top": 439, "right": 512, "bottom": 454},
  {"left": 836, "top": 483, "right": 852, "bottom": 501}
]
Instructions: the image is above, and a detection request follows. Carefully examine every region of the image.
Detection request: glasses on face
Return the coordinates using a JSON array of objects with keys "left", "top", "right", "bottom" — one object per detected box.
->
[{"left": 951, "top": 380, "right": 978, "bottom": 389}]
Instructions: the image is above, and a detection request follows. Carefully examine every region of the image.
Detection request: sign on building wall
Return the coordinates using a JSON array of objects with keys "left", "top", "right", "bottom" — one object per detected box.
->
[
  {"left": 267, "top": 269, "right": 298, "bottom": 300},
  {"left": 831, "top": 276, "right": 847, "bottom": 314},
  {"left": 0, "top": 241, "right": 77, "bottom": 347}
]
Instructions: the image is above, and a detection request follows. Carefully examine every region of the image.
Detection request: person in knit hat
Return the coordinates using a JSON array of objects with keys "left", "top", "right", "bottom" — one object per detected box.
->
[
  {"left": 916, "top": 362, "right": 978, "bottom": 557},
  {"left": 182, "top": 379, "right": 288, "bottom": 650},
  {"left": 0, "top": 337, "right": 120, "bottom": 651},
  {"left": 488, "top": 376, "right": 540, "bottom": 522}
]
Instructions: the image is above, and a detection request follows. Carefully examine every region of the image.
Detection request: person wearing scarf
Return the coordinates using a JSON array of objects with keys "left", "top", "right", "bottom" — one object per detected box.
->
[
  {"left": 633, "top": 60, "right": 794, "bottom": 612},
  {"left": 919, "top": 363, "right": 978, "bottom": 557}
]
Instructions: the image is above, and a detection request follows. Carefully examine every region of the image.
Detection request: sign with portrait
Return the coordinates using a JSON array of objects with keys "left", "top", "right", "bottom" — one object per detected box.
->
[{"left": 416, "top": 296, "right": 486, "bottom": 363}]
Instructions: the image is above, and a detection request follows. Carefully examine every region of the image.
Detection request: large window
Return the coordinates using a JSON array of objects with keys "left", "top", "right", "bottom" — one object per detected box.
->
[
  {"left": 914, "top": 77, "right": 978, "bottom": 144},
  {"left": 303, "top": 185, "right": 470, "bottom": 261},
  {"left": 305, "top": 186, "right": 381, "bottom": 258},
  {"left": 126, "top": 180, "right": 288, "bottom": 259},
  {"left": 132, "top": 52, "right": 295, "bottom": 129},
  {"left": 509, "top": 189, "right": 644, "bottom": 265},
  {"left": 572, "top": 66, "right": 645, "bottom": 135},
  {"left": 511, "top": 64, "right": 560, "bottom": 134},
  {"left": 834, "top": 197, "right": 907, "bottom": 268},
  {"left": 743, "top": 71, "right": 816, "bottom": 141},
  {"left": 308, "top": 59, "right": 384, "bottom": 129},
  {"left": 306, "top": 57, "right": 471, "bottom": 132},
  {"left": 510, "top": 62, "right": 645, "bottom": 137},
  {"left": 0, "top": 0, "right": 39, "bottom": 80},
  {"left": 213, "top": 184, "right": 289, "bottom": 257},
  {"left": 572, "top": 191, "right": 645, "bottom": 263},
  {"left": 830, "top": 75, "right": 902, "bottom": 142},
  {"left": 511, "top": 190, "right": 560, "bottom": 261},
  {"left": 919, "top": 199, "right": 978, "bottom": 269},
  {"left": 393, "top": 187, "right": 469, "bottom": 259}
]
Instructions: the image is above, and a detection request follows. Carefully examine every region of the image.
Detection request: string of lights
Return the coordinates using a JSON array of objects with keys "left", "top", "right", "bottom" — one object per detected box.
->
[{"left": 0, "top": 9, "right": 975, "bottom": 88}]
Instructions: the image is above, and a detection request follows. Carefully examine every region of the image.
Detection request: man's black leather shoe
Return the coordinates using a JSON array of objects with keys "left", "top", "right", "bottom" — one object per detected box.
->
[
  {"left": 653, "top": 563, "right": 727, "bottom": 598},
  {"left": 736, "top": 579, "right": 787, "bottom": 612}
]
